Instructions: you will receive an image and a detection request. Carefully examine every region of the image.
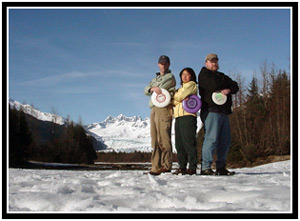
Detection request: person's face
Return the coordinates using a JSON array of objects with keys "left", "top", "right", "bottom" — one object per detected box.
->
[
  {"left": 205, "top": 58, "right": 219, "bottom": 72},
  {"left": 158, "top": 62, "right": 170, "bottom": 74},
  {"left": 181, "top": 70, "right": 192, "bottom": 83}
]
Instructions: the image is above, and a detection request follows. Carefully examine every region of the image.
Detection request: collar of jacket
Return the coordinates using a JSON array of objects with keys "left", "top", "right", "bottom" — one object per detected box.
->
[
  {"left": 202, "top": 66, "right": 221, "bottom": 75},
  {"left": 156, "top": 69, "right": 171, "bottom": 76},
  {"left": 182, "top": 81, "right": 195, "bottom": 86}
]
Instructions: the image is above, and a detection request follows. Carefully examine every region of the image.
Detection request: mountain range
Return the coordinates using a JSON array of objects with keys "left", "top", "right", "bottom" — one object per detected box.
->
[{"left": 9, "top": 99, "right": 203, "bottom": 153}]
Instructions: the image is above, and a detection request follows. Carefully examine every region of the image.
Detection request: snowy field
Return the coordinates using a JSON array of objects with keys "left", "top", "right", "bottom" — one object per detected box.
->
[{"left": 8, "top": 160, "right": 291, "bottom": 213}]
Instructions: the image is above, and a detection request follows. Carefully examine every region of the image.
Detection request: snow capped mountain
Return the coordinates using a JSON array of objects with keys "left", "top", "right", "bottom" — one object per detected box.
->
[
  {"left": 85, "top": 114, "right": 203, "bottom": 153},
  {"left": 88, "top": 114, "right": 149, "bottom": 134},
  {"left": 9, "top": 99, "right": 67, "bottom": 125},
  {"left": 85, "top": 114, "right": 152, "bottom": 152}
]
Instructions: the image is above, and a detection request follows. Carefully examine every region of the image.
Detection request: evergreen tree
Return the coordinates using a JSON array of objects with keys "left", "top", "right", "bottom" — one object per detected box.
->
[
  {"left": 244, "top": 77, "right": 268, "bottom": 159},
  {"left": 9, "top": 106, "right": 32, "bottom": 167},
  {"left": 55, "top": 123, "right": 97, "bottom": 164},
  {"left": 265, "top": 70, "right": 290, "bottom": 155},
  {"left": 247, "top": 77, "right": 259, "bottom": 98}
]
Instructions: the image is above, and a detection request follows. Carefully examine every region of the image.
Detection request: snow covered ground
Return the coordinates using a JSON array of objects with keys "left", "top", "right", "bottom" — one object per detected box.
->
[{"left": 8, "top": 160, "right": 292, "bottom": 213}]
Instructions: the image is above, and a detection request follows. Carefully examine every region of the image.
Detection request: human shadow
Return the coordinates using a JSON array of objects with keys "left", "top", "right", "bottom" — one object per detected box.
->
[{"left": 236, "top": 171, "right": 289, "bottom": 176}]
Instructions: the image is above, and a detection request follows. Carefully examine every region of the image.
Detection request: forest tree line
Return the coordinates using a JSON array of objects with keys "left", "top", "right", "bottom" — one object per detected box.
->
[
  {"left": 9, "top": 108, "right": 97, "bottom": 167},
  {"left": 227, "top": 62, "right": 290, "bottom": 164},
  {"left": 8, "top": 62, "right": 290, "bottom": 167}
]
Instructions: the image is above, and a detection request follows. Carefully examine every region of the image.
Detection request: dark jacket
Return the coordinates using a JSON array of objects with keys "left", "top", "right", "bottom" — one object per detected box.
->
[{"left": 198, "top": 67, "right": 239, "bottom": 115}]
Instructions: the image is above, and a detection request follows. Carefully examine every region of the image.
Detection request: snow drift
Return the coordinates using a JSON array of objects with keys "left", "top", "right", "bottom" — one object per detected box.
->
[{"left": 8, "top": 160, "right": 291, "bottom": 212}]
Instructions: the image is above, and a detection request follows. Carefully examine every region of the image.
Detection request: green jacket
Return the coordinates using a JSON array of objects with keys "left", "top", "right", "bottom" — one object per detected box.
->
[{"left": 144, "top": 70, "right": 176, "bottom": 108}]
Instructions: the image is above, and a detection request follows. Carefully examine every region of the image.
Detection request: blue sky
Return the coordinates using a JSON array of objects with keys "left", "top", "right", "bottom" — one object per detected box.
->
[{"left": 8, "top": 7, "right": 291, "bottom": 125}]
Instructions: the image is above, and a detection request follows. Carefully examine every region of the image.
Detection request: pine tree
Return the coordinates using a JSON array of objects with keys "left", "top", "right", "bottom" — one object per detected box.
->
[
  {"left": 265, "top": 70, "right": 290, "bottom": 155},
  {"left": 9, "top": 106, "right": 32, "bottom": 167}
]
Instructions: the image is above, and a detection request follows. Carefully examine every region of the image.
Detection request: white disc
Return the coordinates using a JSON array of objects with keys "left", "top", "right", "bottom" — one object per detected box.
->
[
  {"left": 151, "top": 88, "right": 171, "bottom": 108},
  {"left": 212, "top": 91, "right": 227, "bottom": 105}
]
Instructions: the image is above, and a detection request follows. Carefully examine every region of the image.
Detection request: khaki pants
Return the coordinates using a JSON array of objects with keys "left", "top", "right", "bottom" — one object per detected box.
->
[{"left": 150, "top": 106, "right": 173, "bottom": 173}]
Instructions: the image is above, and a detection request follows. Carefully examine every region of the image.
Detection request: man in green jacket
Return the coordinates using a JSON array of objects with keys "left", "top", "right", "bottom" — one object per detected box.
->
[{"left": 144, "top": 55, "right": 176, "bottom": 175}]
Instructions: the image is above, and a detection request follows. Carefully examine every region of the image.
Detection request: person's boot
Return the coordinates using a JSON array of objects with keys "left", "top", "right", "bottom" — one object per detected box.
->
[
  {"left": 215, "top": 167, "right": 235, "bottom": 176},
  {"left": 160, "top": 167, "right": 171, "bottom": 173},
  {"left": 172, "top": 168, "right": 187, "bottom": 175},
  {"left": 200, "top": 169, "right": 215, "bottom": 175},
  {"left": 149, "top": 170, "right": 161, "bottom": 176},
  {"left": 186, "top": 168, "right": 196, "bottom": 175}
]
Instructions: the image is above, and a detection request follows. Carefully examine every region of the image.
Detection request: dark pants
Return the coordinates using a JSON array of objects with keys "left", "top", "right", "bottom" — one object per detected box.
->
[{"left": 175, "top": 116, "right": 198, "bottom": 170}]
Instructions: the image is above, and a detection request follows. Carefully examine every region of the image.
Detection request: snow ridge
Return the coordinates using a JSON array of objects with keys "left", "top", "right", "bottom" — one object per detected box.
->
[{"left": 9, "top": 99, "right": 67, "bottom": 125}]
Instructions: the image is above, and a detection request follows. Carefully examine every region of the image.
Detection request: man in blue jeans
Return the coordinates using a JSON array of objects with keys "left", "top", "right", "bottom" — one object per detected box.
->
[{"left": 198, "top": 53, "right": 239, "bottom": 175}]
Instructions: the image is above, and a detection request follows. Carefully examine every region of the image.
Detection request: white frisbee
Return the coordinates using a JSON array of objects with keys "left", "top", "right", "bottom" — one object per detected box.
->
[
  {"left": 151, "top": 88, "right": 171, "bottom": 108},
  {"left": 212, "top": 91, "right": 227, "bottom": 105}
]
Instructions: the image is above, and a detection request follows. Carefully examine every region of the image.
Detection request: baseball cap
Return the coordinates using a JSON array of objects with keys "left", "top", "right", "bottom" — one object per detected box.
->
[
  {"left": 205, "top": 53, "right": 219, "bottom": 61},
  {"left": 158, "top": 55, "right": 170, "bottom": 64}
]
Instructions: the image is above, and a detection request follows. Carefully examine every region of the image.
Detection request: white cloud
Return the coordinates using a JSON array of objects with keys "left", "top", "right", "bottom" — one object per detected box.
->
[
  {"left": 20, "top": 71, "right": 101, "bottom": 87},
  {"left": 53, "top": 86, "right": 102, "bottom": 94}
]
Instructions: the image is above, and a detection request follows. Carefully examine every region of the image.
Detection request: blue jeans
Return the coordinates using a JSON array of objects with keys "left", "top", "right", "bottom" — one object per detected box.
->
[{"left": 201, "top": 111, "right": 231, "bottom": 170}]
